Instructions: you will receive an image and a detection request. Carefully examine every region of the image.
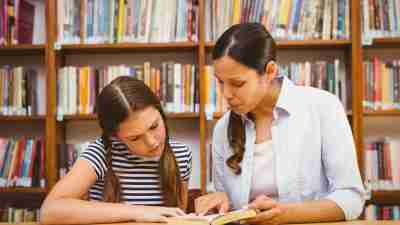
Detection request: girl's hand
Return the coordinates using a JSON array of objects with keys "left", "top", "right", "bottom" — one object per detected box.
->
[
  {"left": 130, "top": 206, "right": 186, "bottom": 223},
  {"left": 195, "top": 192, "right": 230, "bottom": 215}
]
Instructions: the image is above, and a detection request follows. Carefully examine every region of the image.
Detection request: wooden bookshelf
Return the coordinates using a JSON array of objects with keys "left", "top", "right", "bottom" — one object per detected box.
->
[
  {"left": 364, "top": 110, "right": 400, "bottom": 117},
  {"left": 364, "top": 38, "right": 400, "bottom": 48},
  {"left": 367, "top": 191, "right": 400, "bottom": 205},
  {"left": 166, "top": 112, "right": 200, "bottom": 119},
  {"left": 212, "top": 111, "right": 353, "bottom": 120},
  {"left": 0, "top": 188, "right": 47, "bottom": 194},
  {"left": 205, "top": 40, "right": 352, "bottom": 50},
  {"left": 0, "top": 116, "right": 46, "bottom": 121},
  {"left": 59, "top": 42, "right": 198, "bottom": 54},
  {"left": 0, "top": 0, "right": 398, "bottom": 215},
  {"left": 0, "top": 44, "right": 45, "bottom": 55},
  {"left": 0, "top": 188, "right": 47, "bottom": 208},
  {"left": 62, "top": 113, "right": 200, "bottom": 121}
]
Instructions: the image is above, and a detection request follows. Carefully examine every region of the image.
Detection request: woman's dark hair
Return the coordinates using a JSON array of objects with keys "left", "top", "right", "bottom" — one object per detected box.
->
[
  {"left": 95, "top": 76, "right": 182, "bottom": 207},
  {"left": 212, "top": 23, "right": 276, "bottom": 175}
]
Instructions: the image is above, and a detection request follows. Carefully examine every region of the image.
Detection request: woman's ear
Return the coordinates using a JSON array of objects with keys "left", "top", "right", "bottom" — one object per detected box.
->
[{"left": 265, "top": 61, "right": 278, "bottom": 82}]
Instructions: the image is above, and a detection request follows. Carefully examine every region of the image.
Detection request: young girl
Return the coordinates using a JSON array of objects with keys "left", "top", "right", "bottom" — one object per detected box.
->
[
  {"left": 195, "top": 23, "right": 365, "bottom": 224},
  {"left": 40, "top": 76, "right": 192, "bottom": 224}
]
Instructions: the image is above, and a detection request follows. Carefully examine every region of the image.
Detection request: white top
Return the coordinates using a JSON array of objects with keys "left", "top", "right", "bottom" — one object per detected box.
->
[
  {"left": 212, "top": 76, "right": 365, "bottom": 220},
  {"left": 249, "top": 140, "right": 278, "bottom": 201}
]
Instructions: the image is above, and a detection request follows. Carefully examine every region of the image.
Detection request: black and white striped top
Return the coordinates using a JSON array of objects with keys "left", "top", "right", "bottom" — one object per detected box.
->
[{"left": 79, "top": 137, "right": 192, "bottom": 205}]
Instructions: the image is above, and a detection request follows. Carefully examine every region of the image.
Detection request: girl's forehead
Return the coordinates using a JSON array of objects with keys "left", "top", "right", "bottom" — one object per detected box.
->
[{"left": 118, "top": 107, "right": 160, "bottom": 137}]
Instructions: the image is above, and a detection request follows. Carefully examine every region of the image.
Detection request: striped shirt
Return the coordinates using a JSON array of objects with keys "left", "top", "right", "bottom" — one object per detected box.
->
[{"left": 79, "top": 137, "right": 192, "bottom": 205}]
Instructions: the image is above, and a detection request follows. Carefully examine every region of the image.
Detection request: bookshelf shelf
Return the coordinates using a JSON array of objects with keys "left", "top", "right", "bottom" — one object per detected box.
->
[
  {"left": 0, "top": 116, "right": 46, "bottom": 121},
  {"left": 364, "top": 38, "right": 400, "bottom": 48},
  {"left": 364, "top": 110, "right": 400, "bottom": 117},
  {"left": 205, "top": 40, "right": 352, "bottom": 50},
  {"left": 0, "top": 188, "right": 47, "bottom": 208},
  {"left": 212, "top": 111, "right": 353, "bottom": 120},
  {"left": 0, "top": 187, "right": 47, "bottom": 194},
  {"left": 0, "top": 44, "right": 45, "bottom": 55},
  {"left": 167, "top": 112, "right": 200, "bottom": 119},
  {"left": 60, "top": 42, "right": 198, "bottom": 54},
  {"left": 367, "top": 190, "right": 400, "bottom": 205},
  {"left": 62, "top": 113, "right": 200, "bottom": 121}
]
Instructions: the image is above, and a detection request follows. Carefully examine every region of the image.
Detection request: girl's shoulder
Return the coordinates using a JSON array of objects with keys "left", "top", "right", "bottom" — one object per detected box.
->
[{"left": 168, "top": 138, "right": 191, "bottom": 156}]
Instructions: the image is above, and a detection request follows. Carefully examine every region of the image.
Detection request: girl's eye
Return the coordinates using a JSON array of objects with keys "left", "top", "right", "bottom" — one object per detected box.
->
[{"left": 130, "top": 137, "right": 139, "bottom": 142}]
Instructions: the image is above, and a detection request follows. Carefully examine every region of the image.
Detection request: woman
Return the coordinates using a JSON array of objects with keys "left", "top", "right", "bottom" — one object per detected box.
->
[
  {"left": 195, "top": 23, "right": 365, "bottom": 224},
  {"left": 40, "top": 76, "right": 192, "bottom": 224}
]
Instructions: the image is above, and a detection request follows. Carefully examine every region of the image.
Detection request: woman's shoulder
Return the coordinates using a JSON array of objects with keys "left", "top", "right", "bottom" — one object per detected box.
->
[{"left": 292, "top": 84, "right": 342, "bottom": 107}]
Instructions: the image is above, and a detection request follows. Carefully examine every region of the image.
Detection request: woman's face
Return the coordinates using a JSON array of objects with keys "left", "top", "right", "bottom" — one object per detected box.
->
[
  {"left": 214, "top": 56, "right": 269, "bottom": 114},
  {"left": 115, "top": 106, "right": 166, "bottom": 158}
]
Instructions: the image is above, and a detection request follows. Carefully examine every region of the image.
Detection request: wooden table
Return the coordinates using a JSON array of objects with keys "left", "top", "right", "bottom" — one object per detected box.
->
[{"left": 2, "top": 221, "right": 400, "bottom": 225}]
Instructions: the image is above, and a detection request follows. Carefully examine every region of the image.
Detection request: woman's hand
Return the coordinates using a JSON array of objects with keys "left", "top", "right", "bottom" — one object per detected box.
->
[
  {"left": 243, "top": 195, "right": 287, "bottom": 225},
  {"left": 195, "top": 192, "right": 230, "bottom": 215},
  {"left": 130, "top": 206, "right": 186, "bottom": 223}
]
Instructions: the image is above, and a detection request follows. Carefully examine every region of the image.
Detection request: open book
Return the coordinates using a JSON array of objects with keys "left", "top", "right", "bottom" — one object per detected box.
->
[{"left": 167, "top": 208, "right": 258, "bottom": 225}]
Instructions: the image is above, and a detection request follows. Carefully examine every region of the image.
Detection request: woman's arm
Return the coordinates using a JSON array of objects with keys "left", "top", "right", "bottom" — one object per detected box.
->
[
  {"left": 195, "top": 119, "right": 230, "bottom": 215},
  {"left": 319, "top": 94, "right": 366, "bottom": 220},
  {"left": 246, "top": 196, "right": 344, "bottom": 225},
  {"left": 279, "top": 199, "right": 345, "bottom": 223},
  {"left": 40, "top": 160, "right": 183, "bottom": 225}
]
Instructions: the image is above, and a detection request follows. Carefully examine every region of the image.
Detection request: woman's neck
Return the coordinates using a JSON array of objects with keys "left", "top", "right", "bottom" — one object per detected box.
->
[{"left": 251, "top": 79, "right": 282, "bottom": 121}]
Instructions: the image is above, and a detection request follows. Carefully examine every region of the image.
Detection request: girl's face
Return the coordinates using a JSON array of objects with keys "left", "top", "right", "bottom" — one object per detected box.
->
[
  {"left": 214, "top": 56, "right": 270, "bottom": 115},
  {"left": 115, "top": 106, "right": 166, "bottom": 158}
]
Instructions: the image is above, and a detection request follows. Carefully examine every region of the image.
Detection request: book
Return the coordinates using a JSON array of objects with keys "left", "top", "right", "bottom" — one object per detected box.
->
[{"left": 167, "top": 208, "right": 258, "bottom": 225}]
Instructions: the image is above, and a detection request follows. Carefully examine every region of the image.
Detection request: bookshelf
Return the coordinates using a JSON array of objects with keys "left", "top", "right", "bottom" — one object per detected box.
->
[
  {"left": 59, "top": 42, "right": 198, "bottom": 54},
  {"left": 205, "top": 40, "right": 352, "bottom": 50},
  {"left": 0, "top": 0, "right": 399, "bottom": 219},
  {"left": 61, "top": 113, "right": 200, "bottom": 121},
  {"left": 367, "top": 191, "right": 400, "bottom": 206},
  {"left": 0, "top": 45, "right": 45, "bottom": 55}
]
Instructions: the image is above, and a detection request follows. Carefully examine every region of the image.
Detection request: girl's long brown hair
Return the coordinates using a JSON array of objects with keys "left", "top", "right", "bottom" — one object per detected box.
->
[
  {"left": 212, "top": 23, "right": 277, "bottom": 175},
  {"left": 95, "top": 76, "right": 182, "bottom": 207}
]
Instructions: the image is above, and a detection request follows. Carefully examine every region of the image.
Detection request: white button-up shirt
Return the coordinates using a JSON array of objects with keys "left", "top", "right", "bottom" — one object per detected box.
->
[{"left": 212, "top": 76, "right": 365, "bottom": 220}]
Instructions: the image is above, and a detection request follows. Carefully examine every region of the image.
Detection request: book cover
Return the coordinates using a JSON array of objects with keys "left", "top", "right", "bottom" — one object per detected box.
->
[{"left": 167, "top": 208, "right": 258, "bottom": 225}]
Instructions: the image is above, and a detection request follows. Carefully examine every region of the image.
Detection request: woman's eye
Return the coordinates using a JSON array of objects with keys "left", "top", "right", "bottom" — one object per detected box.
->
[
  {"left": 150, "top": 123, "right": 158, "bottom": 130},
  {"left": 233, "top": 82, "right": 245, "bottom": 87},
  {"left": 130, "top": 137, "right": 139, "bottom": 142}
]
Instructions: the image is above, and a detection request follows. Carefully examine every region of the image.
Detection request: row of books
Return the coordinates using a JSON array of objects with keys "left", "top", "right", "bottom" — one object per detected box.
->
[
  {"left": 365, "top": 204, "right": 400, "bottom": 220},
  {"left": 58, "top": 142, "right": 89, "bottom": 178},
  {"left": 0, "top": 0, "right": 45, "bottom": 45},
  {"left": 205, "top": 0, "right": 350, "bottom": 42},
  {"left": 364, "top": 138, "right": 400, "bottom": 191},
  {"left": 204, "top": 60, "right": 349, "bottom": 117},
  {"left": 363, "top": 58, "right": 400, "bottom": 111},
  {"left": 0, "top": 207, "right": 39, "bottom": 223},
  {"left": 57, "top": 0, "right": 198, "bottom": 44},
  {"left": 361, "top": 0, "right": 400, "bottom": 41},
  {"left": 0, "top": 66, "right": 46, "bottom": 116},
  {"left": 0, "top": 137, "right": 46, "bottom": 188},
  {"left": 57, "top": 63, "right": 199, "bottom": 117}
]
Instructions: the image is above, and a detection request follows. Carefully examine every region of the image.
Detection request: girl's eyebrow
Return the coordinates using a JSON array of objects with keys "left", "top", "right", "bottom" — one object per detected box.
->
[{"left": 125, "top": 118, "right": 159, "bottom": 139}]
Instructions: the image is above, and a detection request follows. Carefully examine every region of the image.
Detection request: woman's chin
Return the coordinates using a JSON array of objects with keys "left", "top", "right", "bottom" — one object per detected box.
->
[{"left": 231, "top": 105, "right": 249, "bottom": 115}]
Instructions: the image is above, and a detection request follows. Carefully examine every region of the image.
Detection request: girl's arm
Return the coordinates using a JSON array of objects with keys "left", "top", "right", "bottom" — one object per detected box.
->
[{"left": 40, "top": 159, "right": 183, "bottom": 225}]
